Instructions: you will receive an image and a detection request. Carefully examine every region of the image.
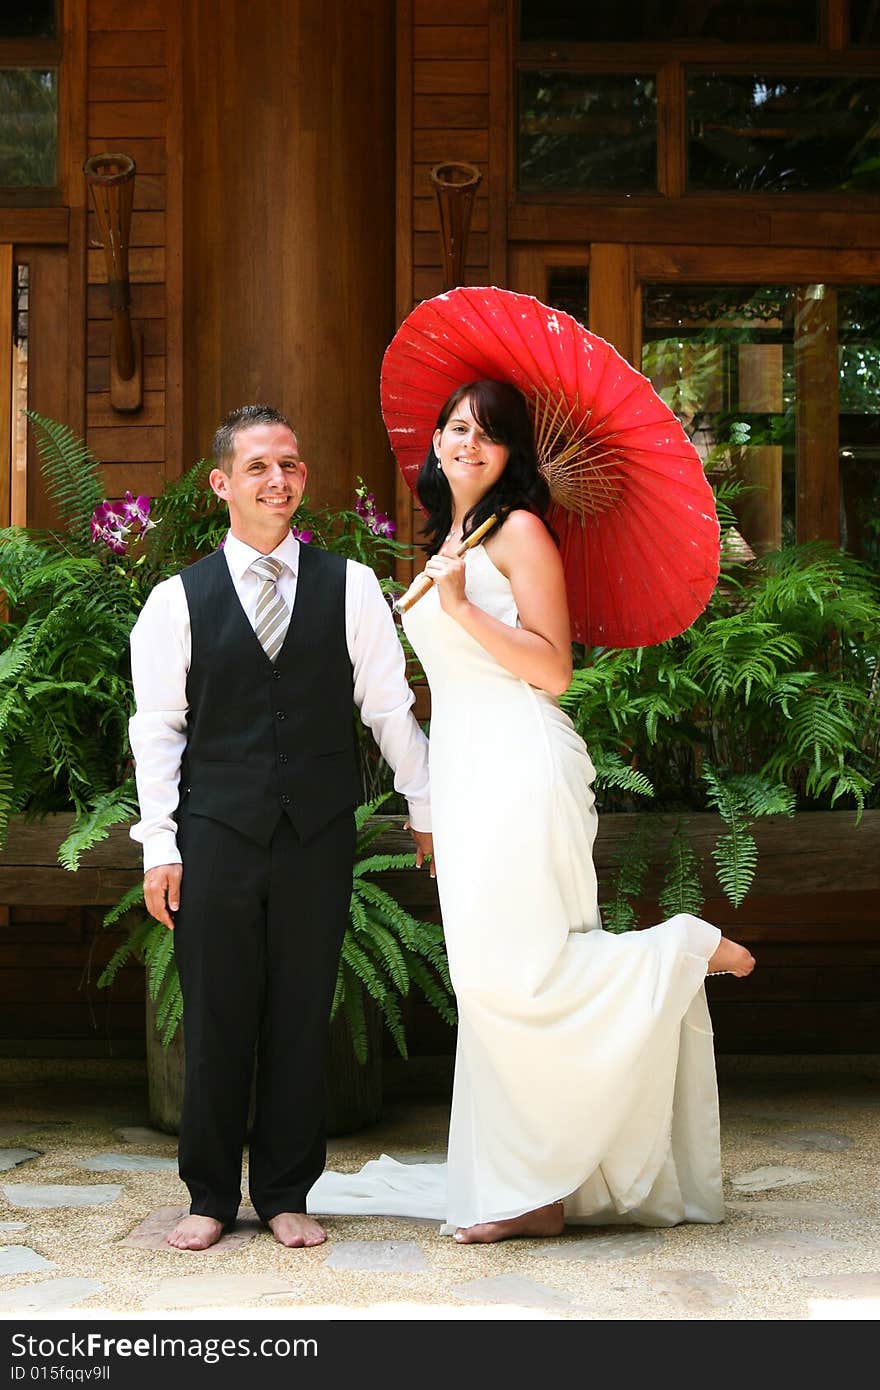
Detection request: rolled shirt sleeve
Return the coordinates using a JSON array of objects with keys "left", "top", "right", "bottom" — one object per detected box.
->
[{"left": 346, "top": 561, "right": 431, "bottom": 832}]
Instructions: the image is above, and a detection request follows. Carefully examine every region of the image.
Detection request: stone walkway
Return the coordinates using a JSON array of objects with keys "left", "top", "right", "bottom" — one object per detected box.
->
[{"left": 0, "top": 1056, "right": 878, "bottom": 1320}]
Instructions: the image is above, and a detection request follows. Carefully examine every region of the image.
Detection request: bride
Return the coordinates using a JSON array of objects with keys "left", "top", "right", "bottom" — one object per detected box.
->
[{"left": 311, "top": 378, "right": 755, "bottom": 1244}]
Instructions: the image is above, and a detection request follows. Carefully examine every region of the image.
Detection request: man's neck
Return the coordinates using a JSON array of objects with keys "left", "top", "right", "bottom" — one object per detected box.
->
[{"left": 228, "top": 523, "right": 292, "bottom": 555}]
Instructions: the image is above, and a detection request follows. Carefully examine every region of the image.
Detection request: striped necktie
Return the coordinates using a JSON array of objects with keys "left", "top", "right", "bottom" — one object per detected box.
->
[{"left": 250, "top": 555, "right": 290, "bottom": 662}]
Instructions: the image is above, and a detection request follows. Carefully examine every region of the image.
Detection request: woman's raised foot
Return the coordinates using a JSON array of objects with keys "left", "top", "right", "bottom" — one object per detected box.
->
[{"left": 708, "top": 936, "right": 756, "bottom": 978}]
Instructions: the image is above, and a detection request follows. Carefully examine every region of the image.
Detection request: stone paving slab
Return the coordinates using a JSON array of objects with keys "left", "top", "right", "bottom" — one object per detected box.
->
[
  {"left": 77, "top": 1152, "right": 178, "bottom": 1173},
  {"left": 0, "top": 1148, "right": 40, "bottom": 1171},
  {"left": 759, "top": 1129, "right": 854, "bottom": 1153},
  {"left": 648, "top": 1270, "right": 737, "bottom": 1313},
  {"left": 323, "top": 1240, "right": 429, "bottom": 1273},
  {"left": 801, "top": 1272, "right": 880, "bottom": 1297},
  {"left": 0, "top": 1122, "right": 63, "bottom": 1140},
  {"left": 739, "top": 1230, "right": 851, "bottom": 1256},
  {"left": 2, "top": 1183, "right": 122, "bottom": 1208},
  {"left": 141, "top": 1273, "right": 293, "bottom": 1310},
  {"left": 117, "top": 1127, "right": 177, "bottom": 1147},
  {"left": 0, "top": 1278, "right": 103, "bottom": 1311},
  {"left": 729, "top": 1166, "right": 822, "bottom": 1194},
  {"left": 120, "top": 1205, "right": 262, "bottom": 1251},
  {"left": 451, "top": 1272, "right": 583, "bottom": 1313},
  {"left": 531, "top": 1231, "right": 661, "bottom": 1263},
  {"left": 0, "top": 1245, "right": 56, "bottom": 1276},
  {"left": 727, "top": 1199, "right": 853, "bottom": 1222}
]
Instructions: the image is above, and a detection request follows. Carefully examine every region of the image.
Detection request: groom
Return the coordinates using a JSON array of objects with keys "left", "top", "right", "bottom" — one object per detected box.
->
[{"left": 129, "top": 403, "right": 432, "bottom": 1251}]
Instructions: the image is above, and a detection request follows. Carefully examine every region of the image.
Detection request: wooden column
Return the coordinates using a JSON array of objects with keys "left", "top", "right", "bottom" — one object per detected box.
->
[
  {"left": 589, "top": 244, "right": 639, "bottom": 365},
  {"left": 737, "top": 343, "right": 783, "bottom": 554},
  {"left": 181, "top": 0, "right": 397, "bottom": 516},
  {"left": 794, "top": 285, "right": 839, "bottom": 544},
  {"left": 0, "top": 244, "right": 11, "bottom": 528}
]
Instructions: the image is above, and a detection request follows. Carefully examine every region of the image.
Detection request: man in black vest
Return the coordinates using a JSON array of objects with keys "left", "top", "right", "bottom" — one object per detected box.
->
[{"left": 129, "top": 404, "right": 432, "bottom": 1251}]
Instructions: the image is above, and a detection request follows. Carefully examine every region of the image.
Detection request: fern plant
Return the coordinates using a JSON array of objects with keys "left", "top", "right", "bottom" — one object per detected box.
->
[
  {"left": 563, "top": 540, "right": 879, "bottom": 920},
  {"left": 99, "top": 795, "right": 455, "bottom": 1059}
]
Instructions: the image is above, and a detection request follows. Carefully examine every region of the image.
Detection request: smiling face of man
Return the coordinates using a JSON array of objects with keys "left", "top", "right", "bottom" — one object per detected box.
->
[{"left": 209, "top": 422, "right": 309, "bottom": 552}]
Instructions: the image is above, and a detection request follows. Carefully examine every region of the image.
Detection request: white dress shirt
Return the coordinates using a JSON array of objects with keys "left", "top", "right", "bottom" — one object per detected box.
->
[{"left": 129, "top": 530, "right": 430, "bottom": 870}]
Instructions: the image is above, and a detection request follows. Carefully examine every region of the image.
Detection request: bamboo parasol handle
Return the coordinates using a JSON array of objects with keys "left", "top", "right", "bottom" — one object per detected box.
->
[{"left": 393, "top": 513, "right": 501, "bottom": 614}]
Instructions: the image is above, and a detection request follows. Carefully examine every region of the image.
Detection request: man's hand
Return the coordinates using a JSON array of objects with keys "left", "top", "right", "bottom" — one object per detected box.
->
[
  {"left": 406, "top": 825, "right": 436, "bottom": 879},
  {"left": 144, "top": 863, "right": 183, "bottom": 930}
]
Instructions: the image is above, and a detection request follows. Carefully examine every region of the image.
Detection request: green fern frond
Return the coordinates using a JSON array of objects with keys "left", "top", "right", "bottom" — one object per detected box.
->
[
  {"left": 407, "top": 957, "right": 457, "bottom": 1028},
  {"left": 591, "top": 749, "right": 655, "bottom": 800},
  {"left": 145, "top": 924, "right": 176, "bottom": 1000},
  {"left": 96, "top": 916, "right": 155, "bottom": 988},
  {"left": 57, "top": 782, "right": 139, "bottom": 870},
  {"left": 712, "top": 830, "right": 758, "bottom": 907},
  {"left": 26, "top": 411, "right": 104, "bottom": 546},
  {"left": 357, "top": 920, "right": 410, "bottom": 995},
  {"left": 658, "top": 822, "right": 705, "bottom": 918},
  {"left": 101, "top": 880, "right": 146, "bottom": 929},
  {"left": 338, "top": 968, "right": 369, "bottom": 1063}
]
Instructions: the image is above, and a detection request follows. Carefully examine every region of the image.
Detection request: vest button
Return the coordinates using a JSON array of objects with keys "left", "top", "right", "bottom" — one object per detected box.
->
[
  {"left": 272, "top": 670, "right": 282, "bottom": 680},
  {"left": 276, "top": 710, "right": 286, "bottom": 720},
  {"left": 278, "top": 753, "right": 288, "bottom": 764},
  {"left": 281, "top": 794, "right": 291, "bottom": 805}
]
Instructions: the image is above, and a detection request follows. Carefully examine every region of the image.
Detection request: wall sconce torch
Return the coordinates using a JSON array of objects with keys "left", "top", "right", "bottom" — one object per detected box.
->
[
  {"left": 83, "top": 152, "right": 142, "bottom": 412},
  {"left": 429, "top": 160, "right": 482, "bottom": 291}
]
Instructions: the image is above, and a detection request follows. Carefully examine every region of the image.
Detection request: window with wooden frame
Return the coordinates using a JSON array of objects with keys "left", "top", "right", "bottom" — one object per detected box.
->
[
  {"left": 514, "top": 0, "right": 880, "bottom": 201},
  {"left": 0, "top": 2, "right": 61, "bottom": 206}
]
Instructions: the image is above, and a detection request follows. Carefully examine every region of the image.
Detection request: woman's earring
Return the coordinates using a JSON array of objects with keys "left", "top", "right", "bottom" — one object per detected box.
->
[{"left": 435, "top": 452, "right": 443, "bottom": 472}]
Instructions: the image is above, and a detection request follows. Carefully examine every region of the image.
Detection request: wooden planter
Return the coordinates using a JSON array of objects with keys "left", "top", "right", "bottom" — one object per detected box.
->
[
  {"left": 0, "top": 812, "right": 384, "bottom": 1132},
  {"left": 1, "top": 809, "right": 878, "bottom": 1064}
]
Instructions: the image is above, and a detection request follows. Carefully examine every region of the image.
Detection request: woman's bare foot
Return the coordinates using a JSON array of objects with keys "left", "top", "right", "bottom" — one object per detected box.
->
[
  {"left": 454, "top": 1200, "right": 564, "bottom": 1245},
  {"left": 166, "top": 1214, "right": 224, "bottom": 1251},
  {"left": 708, "top": 936, "right": 756, "bottom": 978},
  {"left": 267, "top": 1212, "right": 326, "bottom": 1248}
]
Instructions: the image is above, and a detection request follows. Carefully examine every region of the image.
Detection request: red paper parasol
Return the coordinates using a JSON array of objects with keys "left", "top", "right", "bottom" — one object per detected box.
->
[{"left": 380, "top": 286, "right": 720, "bottom": 648}]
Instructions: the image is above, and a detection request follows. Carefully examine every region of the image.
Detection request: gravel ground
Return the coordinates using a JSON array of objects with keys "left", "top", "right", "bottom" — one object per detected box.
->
[{"left": 0, "top": 1055, "right": 878, "bottom": 1322}]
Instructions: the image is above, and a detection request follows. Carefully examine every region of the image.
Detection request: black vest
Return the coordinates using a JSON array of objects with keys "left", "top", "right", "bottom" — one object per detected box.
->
[{"left": 179, "top": 544, "right": 361, "bottom": 845}]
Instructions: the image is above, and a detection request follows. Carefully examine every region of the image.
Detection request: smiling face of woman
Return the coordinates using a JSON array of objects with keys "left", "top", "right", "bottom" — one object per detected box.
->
[{"left": 433, "top": 396, "right": 510, "bottom": 507}]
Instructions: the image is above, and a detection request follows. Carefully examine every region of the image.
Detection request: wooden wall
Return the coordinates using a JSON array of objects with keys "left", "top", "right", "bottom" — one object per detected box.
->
[
  {"left": 180, "top": 0, "right": 397, "bottom": 514},
  {"left": 394, "top": 0, "right": 507, "bottom": 563},
  {"left": 85, "top": 0, "right": 182, "bottom": 502}
]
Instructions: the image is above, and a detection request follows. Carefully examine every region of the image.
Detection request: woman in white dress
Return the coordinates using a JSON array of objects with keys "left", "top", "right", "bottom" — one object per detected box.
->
[
  {"left": 311, "top": 378, "right": 755, "bottom": 1244},
  {"left": 409, "top": 379, "right": 756, "bottom": 1244}
]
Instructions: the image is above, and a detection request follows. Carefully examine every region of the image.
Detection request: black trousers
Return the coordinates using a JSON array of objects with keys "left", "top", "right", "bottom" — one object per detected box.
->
[{"left": 172, "top": 805, "right": 355, "bottom": 1223}]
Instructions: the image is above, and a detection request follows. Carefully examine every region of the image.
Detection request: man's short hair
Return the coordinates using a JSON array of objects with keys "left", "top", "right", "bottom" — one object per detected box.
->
[{"left": 212, "top": 404, "right": 296, "bottom": 473}]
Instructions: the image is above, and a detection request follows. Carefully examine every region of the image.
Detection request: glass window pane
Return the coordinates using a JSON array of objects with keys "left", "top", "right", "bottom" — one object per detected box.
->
[
  {"left": 518, "top": 1, "right": 819, "bottom": 43},
  {"left": 688, "top": 74, "right": 880, "bottom": 192},
  {"left": 642, "top": 283, "right": 880, "bottom": 564},
  {"left": 643, "top": 284, "right": 796, "bottom": 554},
  {"left": 518, "top": 72, "right": 656, "bottom": 193},
  {"left": 0, "top": 3, "right": 56, "bottom": 39},
  {"left": 850, "top": 0, "right": 880, "bottom": 46},
  {"left": 546, "top": 266, "right": 589, "bottom": 326},
  {"left": 0, "top": 69, "right": 57, "bottom": 188}
]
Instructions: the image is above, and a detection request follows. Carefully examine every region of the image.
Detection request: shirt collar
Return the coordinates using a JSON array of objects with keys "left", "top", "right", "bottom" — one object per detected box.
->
[{"left": 223, "top": 529, "right": 300, "bottom": 581}]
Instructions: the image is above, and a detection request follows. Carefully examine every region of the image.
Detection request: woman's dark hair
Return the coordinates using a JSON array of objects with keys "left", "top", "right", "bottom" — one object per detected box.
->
[{"left": 415, "top": 379, "right": 553, "bottom": 555}]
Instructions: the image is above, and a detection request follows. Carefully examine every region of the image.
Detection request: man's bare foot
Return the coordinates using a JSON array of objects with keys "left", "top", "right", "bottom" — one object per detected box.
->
[
  {"left": 166, "top": 1214, "right": 224, "bottom": 1251},
  {"left": 454, "top": 1200, "right": 564, "bottom": 1245},
  {"left": 267, "top": 1212, "right": 326, "bottom": 1248},
  {"left": 708, "top": 936, "right": 756, "bottom": 978}
]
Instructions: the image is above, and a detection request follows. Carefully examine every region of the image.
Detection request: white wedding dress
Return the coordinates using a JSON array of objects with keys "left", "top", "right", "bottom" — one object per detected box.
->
[{"left": 309, "top": 544, "right": 725, "bottom": 1230}]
